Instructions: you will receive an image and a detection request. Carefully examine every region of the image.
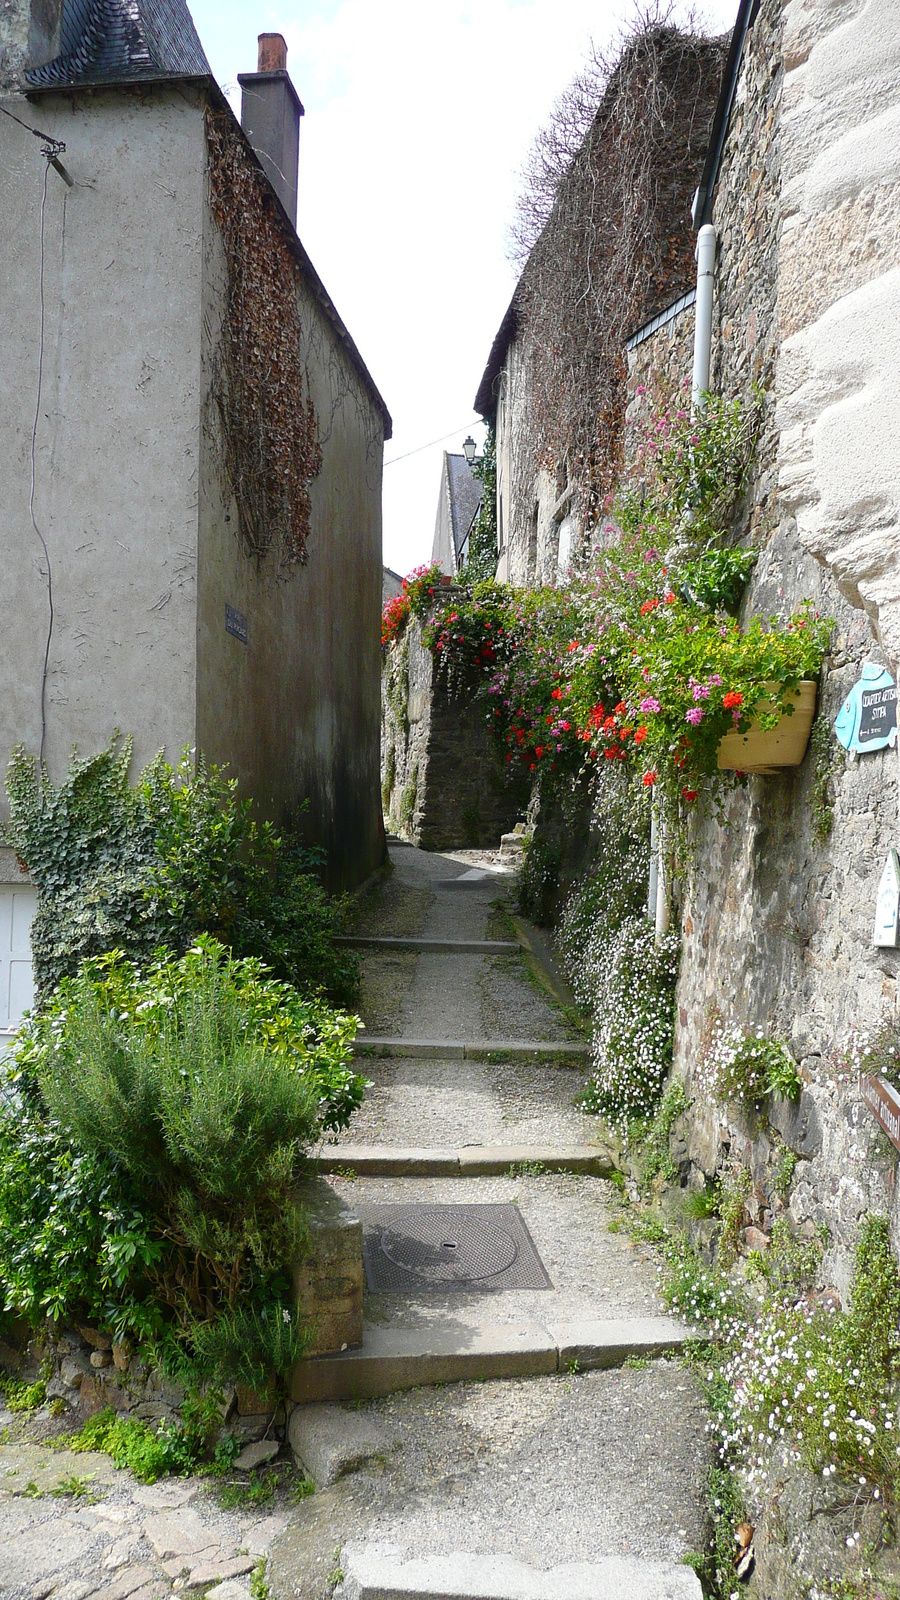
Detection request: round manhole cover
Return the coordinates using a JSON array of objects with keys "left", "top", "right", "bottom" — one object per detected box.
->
[{"left": 379, "top": 1211, "right": 519, "bottom": 1284}]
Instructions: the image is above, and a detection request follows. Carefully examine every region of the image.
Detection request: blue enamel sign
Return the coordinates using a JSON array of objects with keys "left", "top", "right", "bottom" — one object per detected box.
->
[{"left": 834, "top": 663, "right": 897, "bottom": 754}]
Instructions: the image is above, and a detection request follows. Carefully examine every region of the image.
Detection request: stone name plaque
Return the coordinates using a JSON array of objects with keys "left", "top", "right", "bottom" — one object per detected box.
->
[{"left": 861, "top": 1074, "right": 900, "bottom": 1155}]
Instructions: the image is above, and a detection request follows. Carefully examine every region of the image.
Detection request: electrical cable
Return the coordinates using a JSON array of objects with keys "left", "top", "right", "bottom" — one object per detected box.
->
[{"left": 384, "top": 420, "right": 482, "bottom": 468}]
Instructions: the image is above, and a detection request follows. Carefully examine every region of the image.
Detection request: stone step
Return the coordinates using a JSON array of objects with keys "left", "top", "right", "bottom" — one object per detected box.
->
[
  {"left": 336, "top": 936, "right": 519, "bottom": 953},
  {"left": 291, "top": 1315, "right": 693, "bottom": 1404},
  {"left": 352, "top": 1038, "right": 589, "bottom": 1062},
  {"left": 318, "top": 1144, "right": 613, "bottom": 1178},
  {"left": 334, "top": 1547, "right": 702, "bottom": 1600}
]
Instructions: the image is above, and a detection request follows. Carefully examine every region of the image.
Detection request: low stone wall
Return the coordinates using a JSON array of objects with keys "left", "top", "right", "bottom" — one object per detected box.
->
[{"left": 381, "top": 614, "right": 526, "bottom": 850}]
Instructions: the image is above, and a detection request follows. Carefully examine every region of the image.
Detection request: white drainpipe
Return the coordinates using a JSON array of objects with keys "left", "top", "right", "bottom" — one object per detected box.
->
[
  {"left": 691, "top": 223, "right": 717, "bottom": 414},
  {"left": 650, "top": 223, "right": 717, "bottom": 944}
]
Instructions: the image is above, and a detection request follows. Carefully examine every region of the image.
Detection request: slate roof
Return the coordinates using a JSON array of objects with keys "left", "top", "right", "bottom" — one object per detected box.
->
[
  {"left": 24, "top": 0, "right": 210, "bottom": 88},
  {"left": 447, "top": 453, "right": 483, "bottom": 558}
]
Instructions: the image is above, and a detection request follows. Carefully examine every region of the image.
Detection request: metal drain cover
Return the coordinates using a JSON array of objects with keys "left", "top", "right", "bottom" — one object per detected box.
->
[{"left": 360, "top": 1203, "right": 552, "bottom": 1293}]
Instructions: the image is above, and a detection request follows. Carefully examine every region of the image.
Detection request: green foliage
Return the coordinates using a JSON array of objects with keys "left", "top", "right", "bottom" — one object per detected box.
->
[
  {"left": 251, "top": 1557, "right": 272, "bottom": 1598},
  {"left": 636, "top": 1078, "right": 689, "bottom": 1185},
  {"left": 772, "top": 1147, "right": 799, "bottom": 1200},
  {"left": 415, "top": 393, "right": 831, "bottom": 826},
  {"left": 717, "top": 1165, "right": 751, "bottom": 1268},
  {"left": 381, "top": 563, "right": 443, "bottom": 647},
  {"left": 855, "top": 1020, "right": 900, "bottom": 1094},
  {"left": 0, "top": 1088, "right": 161, "bottom": 1329},
  {"left": 66, "top": 1400, "right": 221, "bottom": 1482},
  {"left": 679, "top": 545, "right": 758, "bottom": 613},
  {"left": 461, "top": 425, "right": 498, "bottom": 584},
  {"left": 0, "top": 1377, "right": 46, "bottom": 1412},
  {"left": 517, "top": 837, "right": 560, "bottom": 925},
  {"left": 4, "top": 740, "right": 359, "bottom": 1006},
  {"left": 12, "top": 939, "right": 363, "bottom": 1381}
]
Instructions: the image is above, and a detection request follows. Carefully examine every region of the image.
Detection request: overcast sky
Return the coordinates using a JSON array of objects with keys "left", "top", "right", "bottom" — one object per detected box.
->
[{"left": 189, "top": 0, "right": 738, "bottom": 577}]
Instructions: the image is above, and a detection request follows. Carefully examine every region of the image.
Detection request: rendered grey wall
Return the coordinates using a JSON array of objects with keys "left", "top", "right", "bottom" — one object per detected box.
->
[
  {"left": 0, "top": 87, "right": 204, "bottom": 803},
  {"left": 197, "top": 187, "right": 386, "bottom": 890}
]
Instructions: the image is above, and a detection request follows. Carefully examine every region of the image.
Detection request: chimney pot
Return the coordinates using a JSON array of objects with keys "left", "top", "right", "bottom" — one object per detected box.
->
[{"left": 257, "top": 32, "right": 287, "bottom": 72}]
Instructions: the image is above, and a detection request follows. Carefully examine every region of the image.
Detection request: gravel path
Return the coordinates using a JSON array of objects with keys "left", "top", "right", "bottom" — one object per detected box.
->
[{"left": 269, "top": 1364, "right": 710, "bottom": 1598}]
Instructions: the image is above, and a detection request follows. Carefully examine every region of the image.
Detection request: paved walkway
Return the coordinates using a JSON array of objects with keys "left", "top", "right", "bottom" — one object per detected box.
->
[{"left": 0, "top": 843, "right": 708, "bottom": 1600}]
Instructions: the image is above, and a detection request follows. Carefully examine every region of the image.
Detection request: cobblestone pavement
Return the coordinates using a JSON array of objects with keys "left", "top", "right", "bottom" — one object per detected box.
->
[{"left": 0, "top": 1423, "right": 291, "bottom": 1600}]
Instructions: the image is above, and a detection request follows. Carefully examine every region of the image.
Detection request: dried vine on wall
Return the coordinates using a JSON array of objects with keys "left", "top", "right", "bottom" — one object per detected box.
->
[
  {"left": 507, "top": 16, "right": 725, "bottom": 546},
  {"left": 205, "top": 109, "right": 322, "bottom": 567}
]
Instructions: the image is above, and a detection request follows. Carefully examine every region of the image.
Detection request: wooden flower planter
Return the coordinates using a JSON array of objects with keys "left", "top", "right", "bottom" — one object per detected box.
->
[{"left": 717, "top": 680, "right": 818, "bottom": 775}]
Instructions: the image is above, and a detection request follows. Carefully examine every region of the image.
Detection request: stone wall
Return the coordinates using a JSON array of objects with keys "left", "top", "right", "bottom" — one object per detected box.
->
[
  {"left": 777, "top": 0, "right": 900, "bottom": 662},
  {"left": 381, "top": 616, "right": 526, "bottom": 851}
]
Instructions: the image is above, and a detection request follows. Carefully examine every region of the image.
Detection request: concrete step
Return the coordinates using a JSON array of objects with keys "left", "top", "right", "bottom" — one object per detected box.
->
[
  {"left": 291, "top": 1315, "right": 693, "bottom": 1403},
  {"left": 438, "top": 869, "right": 500, "bottom": 890},
  {"left": 336, "top": 936, "right": 519, "bottom": 953},
  {"left": 334, "top": 1547, "right": 702, "bottom": 1600},
  {"left": 352, "top": 1038, "right": 589, "bottom": 1062},
  {"left": 318, "top": 1145, "right": 614, "bottom": 1178}
]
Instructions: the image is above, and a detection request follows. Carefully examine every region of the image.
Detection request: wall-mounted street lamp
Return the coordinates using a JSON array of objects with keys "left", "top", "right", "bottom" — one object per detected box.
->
[{"left": 462, "top": 436, "right": 477, "bottom": 466}]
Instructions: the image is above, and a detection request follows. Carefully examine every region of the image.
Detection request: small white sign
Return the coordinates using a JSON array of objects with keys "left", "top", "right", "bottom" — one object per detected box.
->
[{"left": 874, "top": 849, "right": 900, "bottom": 948}]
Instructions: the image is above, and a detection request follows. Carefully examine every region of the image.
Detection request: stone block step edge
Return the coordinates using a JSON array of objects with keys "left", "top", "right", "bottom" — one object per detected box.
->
[
  {"left": 333, "top": 1547, "right": 703, "bottom": 1600},
  {"left": 290, "top": 1317, "right": 695, "bottom": 1404},
  {"left": 317, "top": 1144, "right": 615, "bottom": 1178},
  {"left": 335, "top": 936, "right": 519, "bottom": 953},
  {"left": 352, "top": 1038, "right": 589, "bottom": 1061}
]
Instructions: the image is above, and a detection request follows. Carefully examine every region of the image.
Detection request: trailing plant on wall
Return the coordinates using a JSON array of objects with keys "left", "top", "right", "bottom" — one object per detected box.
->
[
  {"left": 505, "top": 19, "right": 725, "bottom": 543},
  {"left": 4, "top": 738, "right": 359, "bottom": 1005},
  {"left": 205, "top": 109, "right": 322, "bottom": 568},
  {"left": 418, "top": 395, "right": 831, "bottom": 830},
  {"left": 381, "top": 563, "right": 443, "bottom": 648}
]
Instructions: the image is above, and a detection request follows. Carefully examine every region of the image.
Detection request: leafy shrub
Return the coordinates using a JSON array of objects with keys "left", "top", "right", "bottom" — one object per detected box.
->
[
  {"left": 4, "top": 740, "right": 358, "bottom": 1005},
  {"left": 0, "top": 1086, "right": 161, "bottom": 1330},
  {"left": 13, "top": 938, "right": 363, "bottom": 1381}
]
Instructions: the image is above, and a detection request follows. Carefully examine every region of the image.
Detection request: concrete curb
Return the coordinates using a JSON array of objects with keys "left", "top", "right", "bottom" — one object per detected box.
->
[
  {"left": 336, "top": 937, "right": 519, "bottom": 954},
  {"left": 352, "top": 1038, "right": 589, "bottom": 1062},
  {"left": 318, "top": 1144, "right": 614, "bottom": 1178},
  {"left": 334, "top": 1547, "right": 703, "bottom": 1599},
  {"left": 290, "top": 1316, "right": 694, "bottom": 1403}
]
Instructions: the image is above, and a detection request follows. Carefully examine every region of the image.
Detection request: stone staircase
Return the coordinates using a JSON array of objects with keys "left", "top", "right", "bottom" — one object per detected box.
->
[{"left": 285, "top": 844, "right": 701, "bottom": 1599}]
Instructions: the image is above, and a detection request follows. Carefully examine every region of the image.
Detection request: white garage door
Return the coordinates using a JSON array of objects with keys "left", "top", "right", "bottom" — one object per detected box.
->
[{"left": 0, "top": 884, "right": 37, "bottom": 1052}]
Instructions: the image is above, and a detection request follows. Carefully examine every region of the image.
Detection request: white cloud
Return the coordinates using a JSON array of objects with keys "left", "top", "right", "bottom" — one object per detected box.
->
[{"left": 190, "top": 0, "right": 738, "bottom": 573}]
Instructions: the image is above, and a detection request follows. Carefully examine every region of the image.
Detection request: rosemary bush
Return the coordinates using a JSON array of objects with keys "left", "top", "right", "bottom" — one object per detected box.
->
[{"left": 8, "top": 937, "right": 363, "bottom": 1384}]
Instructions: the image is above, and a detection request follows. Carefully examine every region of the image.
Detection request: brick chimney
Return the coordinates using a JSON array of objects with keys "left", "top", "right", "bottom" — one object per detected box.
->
[{"left": 237, "top": 32, "right": 304, "bottom": 228}]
